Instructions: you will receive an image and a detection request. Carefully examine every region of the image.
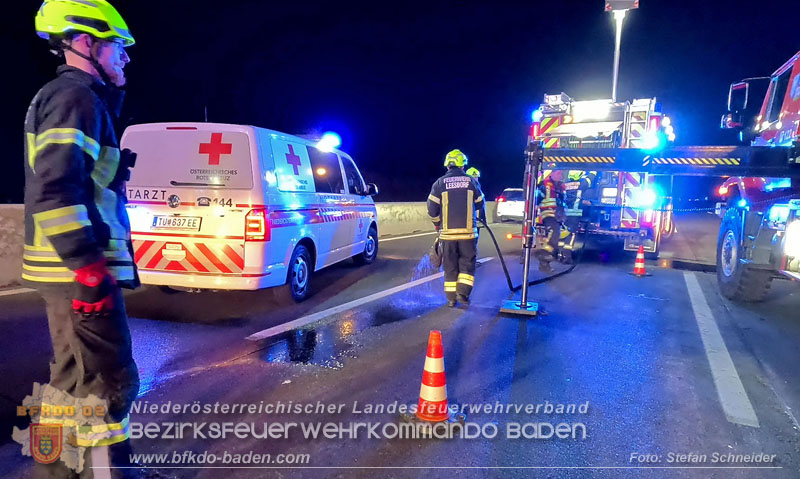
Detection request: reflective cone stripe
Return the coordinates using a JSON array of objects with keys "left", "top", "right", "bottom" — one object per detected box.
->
[
  {"left": 632, "top": 245, "right": 647, "bottom": 276},
  {"left": 416, "top": 330, "right": 450, "bottom": 422}
]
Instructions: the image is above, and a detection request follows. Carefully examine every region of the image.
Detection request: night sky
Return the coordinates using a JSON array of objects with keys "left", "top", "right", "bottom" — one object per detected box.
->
[{"left": 3, "top": 0, "right": 799, "bottom": 203}]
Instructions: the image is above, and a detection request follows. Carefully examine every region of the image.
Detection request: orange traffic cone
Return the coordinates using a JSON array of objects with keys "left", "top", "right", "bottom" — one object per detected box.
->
[
  {"left": 415, "top": 330, "right": 451, "bottom": 422},
  {"left": 630, "top": 245, "right": 650, "bottom": 277}
]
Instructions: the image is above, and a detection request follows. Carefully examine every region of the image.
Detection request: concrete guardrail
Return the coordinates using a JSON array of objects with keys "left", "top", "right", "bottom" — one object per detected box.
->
[{"left": 0, "top": 202, "right": 497, "bottom": 288}]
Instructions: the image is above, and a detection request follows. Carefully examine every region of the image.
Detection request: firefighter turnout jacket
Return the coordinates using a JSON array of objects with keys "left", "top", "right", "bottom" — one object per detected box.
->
[
  {"left": 537, "top": 175, "right": 561, "bottom": 221},
  {"left": 427, "top": 167, "right": 486, "bottom": 240},
  {"left": 23, "top": 66, "right": 139, "bottom": 288},
  {"left": 563, "top": 171, "right": 597, "bottom": 216}
]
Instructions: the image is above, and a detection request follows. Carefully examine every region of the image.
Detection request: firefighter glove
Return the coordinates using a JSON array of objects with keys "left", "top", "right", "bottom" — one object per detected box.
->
[{"left": 72, "top": 259, "right": 116, "bottom": 317}]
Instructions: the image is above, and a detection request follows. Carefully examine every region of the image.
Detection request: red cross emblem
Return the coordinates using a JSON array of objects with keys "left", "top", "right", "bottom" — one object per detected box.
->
[
  {"left": 199, "top": 133, "right": 232, "bottom": 166},
  {"left": 285, "top": 145, "right": 302, "bottom": 175}
]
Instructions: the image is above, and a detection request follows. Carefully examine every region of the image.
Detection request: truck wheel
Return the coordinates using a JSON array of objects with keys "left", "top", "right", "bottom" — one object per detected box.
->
[
  {"left": 353, "top": 226, "right": 378, "bottom": 265},
  {"left": 281, "top": 244, "right": 313, "bottom": 302},
  {"left": 716, "top": 215, "right": 771, "bottom": 302}
]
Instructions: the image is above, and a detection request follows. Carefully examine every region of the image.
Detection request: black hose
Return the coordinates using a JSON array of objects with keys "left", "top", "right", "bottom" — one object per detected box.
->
[
  {"left": 476, "top": 217, "right": 515, "bottom": 292},
  {"left": 477, "top": 217, "right": 584, "bottom": 292}
]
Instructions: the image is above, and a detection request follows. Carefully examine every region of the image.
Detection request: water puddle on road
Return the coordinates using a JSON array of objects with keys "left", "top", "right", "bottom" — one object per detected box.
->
[{"left": 260, "top": 254, "right": 445, "bottom": 369}]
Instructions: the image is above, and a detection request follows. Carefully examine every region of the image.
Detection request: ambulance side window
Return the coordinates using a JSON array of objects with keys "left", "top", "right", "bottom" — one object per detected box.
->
[
  {"left": 307, "top": 146, "right": 345, "bottom": 194},
  {"left": 342, "top": 157, "right": 366, "bottom": 195}
]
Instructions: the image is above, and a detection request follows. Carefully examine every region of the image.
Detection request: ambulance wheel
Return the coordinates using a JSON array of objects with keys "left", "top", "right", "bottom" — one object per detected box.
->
[
  {"left": 354, "top": 226, "right": 378, "bottom": 265},
  {"left": 283, "top": 245, "right": 313, "bottom": 302},
  {"left": 716, "top": 214, "right": 771, "bottom": 302}
]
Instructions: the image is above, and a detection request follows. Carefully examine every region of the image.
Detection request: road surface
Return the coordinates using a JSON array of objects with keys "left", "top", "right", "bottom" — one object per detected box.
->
[{"left": 1, "top": 218, "right": 798, "bottom": 478}]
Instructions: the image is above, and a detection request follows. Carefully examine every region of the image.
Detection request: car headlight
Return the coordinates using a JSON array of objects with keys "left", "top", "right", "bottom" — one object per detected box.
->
[{"left": 785, "top": 220, "right": 800, "bottom": 257}]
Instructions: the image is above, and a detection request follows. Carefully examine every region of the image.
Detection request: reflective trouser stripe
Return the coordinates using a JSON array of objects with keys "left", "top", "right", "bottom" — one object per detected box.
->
[
  {"left": 457, "top": 273, "right": 474, "bottom": 286},
  {"left": 427, "top": 194, "right": 441, "bottom": 204},
  {"left": 444, "top": 281, "right": 457, "bottom": 292}
]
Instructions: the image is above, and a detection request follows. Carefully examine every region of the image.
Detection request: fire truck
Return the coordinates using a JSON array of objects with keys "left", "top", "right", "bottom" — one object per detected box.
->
[
  {"left": 714, "top": 50, "right": 800, "bottom": 300},
  {"left": 530, "top": 93, "right": 675, "bottom": 257},
  {"left": 534, "top": 50, "right": 800, "bottom": 302}
]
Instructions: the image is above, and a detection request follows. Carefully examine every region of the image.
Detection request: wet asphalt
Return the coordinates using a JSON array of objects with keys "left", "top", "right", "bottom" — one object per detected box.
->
[{"left": 1, "top": 215, "right": 799, "bottom": 478}]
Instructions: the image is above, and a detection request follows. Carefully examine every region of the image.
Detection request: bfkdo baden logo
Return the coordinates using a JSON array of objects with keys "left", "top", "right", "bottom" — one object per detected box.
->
[{"left": 31, "top": 424, "right": 63, "bottom": 464}]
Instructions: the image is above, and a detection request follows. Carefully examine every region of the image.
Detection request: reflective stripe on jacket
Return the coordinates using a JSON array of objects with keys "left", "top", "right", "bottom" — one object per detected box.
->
[
  {"left": 564, "top": 171, "right": 597, "bottom": 215},
  {"left": 538, "top": 178, "right": 560, "bottom": 219},
  {"left": 427, "top": 167, "right": 486, "bottom": 240}
]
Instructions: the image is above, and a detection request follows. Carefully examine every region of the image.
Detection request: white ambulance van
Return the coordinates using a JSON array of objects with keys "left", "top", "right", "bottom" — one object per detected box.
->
[{"left": 121, "top": 123, "right": 379, "bottom": 302}]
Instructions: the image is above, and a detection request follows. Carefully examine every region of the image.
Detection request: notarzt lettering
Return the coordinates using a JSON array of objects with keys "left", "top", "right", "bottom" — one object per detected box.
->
[{"left": 128, "top": 189, "right": 167, "bottom": 201}]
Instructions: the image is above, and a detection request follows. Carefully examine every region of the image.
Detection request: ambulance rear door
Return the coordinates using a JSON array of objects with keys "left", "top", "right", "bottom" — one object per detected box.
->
[{"left": 122, "top": 124, "right": 260, "bottom": 281}]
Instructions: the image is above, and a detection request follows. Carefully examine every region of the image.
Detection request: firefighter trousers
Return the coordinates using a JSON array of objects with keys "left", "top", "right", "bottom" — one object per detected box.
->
[
  {"left": 33, "top": 286, "right": 140, "bottom": 479},
  {"left": 539, "top": 216, "right": 560, "bottom": 257},
  {"left": 562, "top": 215, "right": 581, "bottom": 251},
  {"left": 442, "top": 238, "right": 477, "bottom": 301}
]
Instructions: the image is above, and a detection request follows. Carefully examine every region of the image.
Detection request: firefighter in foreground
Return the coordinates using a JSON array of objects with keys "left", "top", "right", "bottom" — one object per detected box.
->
[
  {"left": 427, "top": 150, "right": 486, "bottom": 307},
  {"left": 535, "top": 170, "right": 564, "bottom": 273},
  {"left": 24, "top": 0, "right": 139, "bottom": 476}
]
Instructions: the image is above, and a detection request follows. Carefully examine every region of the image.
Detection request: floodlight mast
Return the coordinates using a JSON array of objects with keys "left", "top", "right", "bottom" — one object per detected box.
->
[
  {"left": 611, "top": 9, "right": 626, "bottom": 102},
  {"left": 606, "top": 0, "right": 639, "bottom": 102}
]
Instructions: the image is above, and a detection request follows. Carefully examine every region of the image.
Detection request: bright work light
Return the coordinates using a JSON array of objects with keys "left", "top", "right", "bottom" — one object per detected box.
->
[
  {"left": 631, "top": 187, "right": 658, "bottom": 208},
  {"left": 785, "top": 220, "right": 800, "bottom": 257}
]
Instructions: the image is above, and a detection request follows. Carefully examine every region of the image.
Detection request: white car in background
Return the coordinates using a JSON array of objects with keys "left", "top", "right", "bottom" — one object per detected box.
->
[{"left": 495, "top": 188, "right": 525, "bottom": 222}]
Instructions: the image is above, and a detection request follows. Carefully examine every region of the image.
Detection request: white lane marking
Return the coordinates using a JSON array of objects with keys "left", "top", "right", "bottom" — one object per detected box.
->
[
  {"left": 246, "top": 257, "right": 493, "bottom": 341},
  {"left": 0, "top": 288, "right": 35, "bottom": 297},
  {"left": 683, "top": 272, "right": 759, "bottom": 428},
  {"left": 379, "top": 231, "right": 438, "bottom": 242}
]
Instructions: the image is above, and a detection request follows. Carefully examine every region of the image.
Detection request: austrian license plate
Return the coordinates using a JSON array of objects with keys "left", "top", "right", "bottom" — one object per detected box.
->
[{"left": 151, "top": 216, "right": 202, "bottom": 231}]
